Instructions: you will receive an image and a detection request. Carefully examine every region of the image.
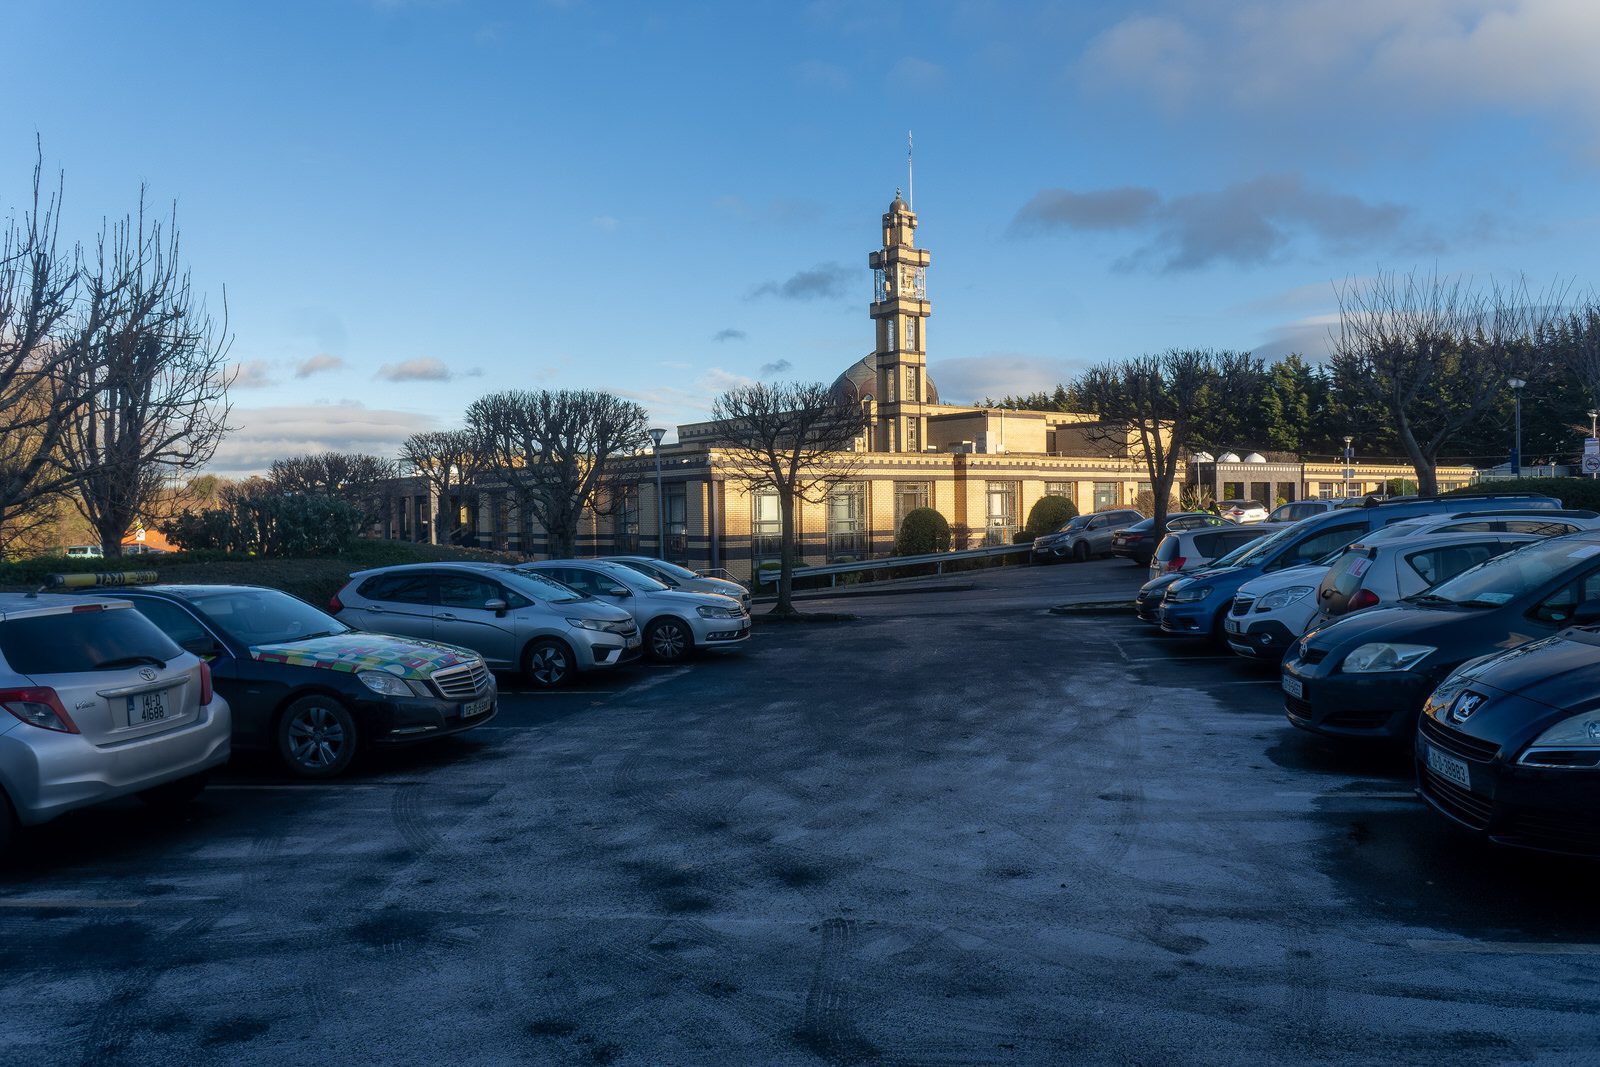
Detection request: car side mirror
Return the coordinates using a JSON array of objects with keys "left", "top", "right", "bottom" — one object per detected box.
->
[
  {"left": 484, "top": 598, "right": 509, "bottom": 617},
  {"left": 1574, "top": 600, "right": 1600, "bottom": 625},
  {"left": 606, "top": 586, "right": 631, "bottom": 598}
]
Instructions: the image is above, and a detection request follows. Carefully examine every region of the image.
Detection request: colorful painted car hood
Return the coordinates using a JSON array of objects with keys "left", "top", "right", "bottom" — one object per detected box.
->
[{"left": 250, "top": 634, "right": 478, "bottom": 680}]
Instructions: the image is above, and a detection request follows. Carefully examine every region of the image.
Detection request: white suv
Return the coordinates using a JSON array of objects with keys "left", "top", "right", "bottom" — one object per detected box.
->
[
  {"left": 1220, "top": 500, "right": 1269, "bottom": 524},
  {"left": 0, "top": 594, "right": 231, "bottom": 856}
]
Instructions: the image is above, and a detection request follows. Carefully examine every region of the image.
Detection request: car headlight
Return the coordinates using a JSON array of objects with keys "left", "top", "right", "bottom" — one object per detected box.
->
[
  {"left": 697, "top": 605, "right": 739, "bottom": 619},
  {"left": 1520, "top": 713, "right": 1600, "bottom": 767},
  {"left": 1340, "top": 643, "right": 1435, "bottom": 673},
  {"left": 1165, "top": 584, "right": 1212, "bottom": 604},
  {"left": 358, "top": 670, "right": 422, "bottom": 697},
  {"left": 1256, "top": 586, "right": 1313, "bottom": 612},
  {"left": 567, "top": 617, "right": 609, "bottom": 632}
]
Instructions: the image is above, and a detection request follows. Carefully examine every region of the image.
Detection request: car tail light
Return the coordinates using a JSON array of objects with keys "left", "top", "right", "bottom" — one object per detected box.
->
[
  {"left": 198, "top": 660, "right": 213, "bottom": 706},
  {"left": 328, "top": 591, "right": 344, "bottom": 614},
  {"left": 0, "top": 687, "right": 79, "bottom": 733},
  {"left": 1166, "top": 557, "right": 1186, "bottom": 573},
  {"left": 1349, "top": 589, "right": 1381, "bottom": 611}
]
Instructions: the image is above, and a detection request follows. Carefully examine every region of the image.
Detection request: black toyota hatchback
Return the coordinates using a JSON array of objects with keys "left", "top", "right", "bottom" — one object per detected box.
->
[
  {"left": 67, "top": 583, "right": 497, "bottom": 778},
  {"left": 1417, "top": 627, "right": 1600, "bottom": 856},
  {"left": 1282, "top": 533, "right": 1600, "bottom": 742}
]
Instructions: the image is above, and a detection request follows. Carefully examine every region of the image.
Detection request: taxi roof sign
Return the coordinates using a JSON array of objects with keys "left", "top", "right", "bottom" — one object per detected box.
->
[{"left": 44, "top": 571, "right": 159, "bottom": 589}]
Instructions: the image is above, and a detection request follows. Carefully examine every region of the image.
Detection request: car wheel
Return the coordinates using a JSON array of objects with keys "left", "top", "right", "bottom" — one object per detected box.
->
[
  {"left": 138, "top": 772, "right": 210, "bottom": 808},
  {"left": 523, "top": 638, "right": 574, "bottom": 689},
  {"left": 1073, "top": 541, "right": 1090, "bottom": 563},
  {"left": 276, "top": 696, "right": 359, "bottom": 779},
  {"left": 646, "top": 617, "right": 692, "bottom": 663}
]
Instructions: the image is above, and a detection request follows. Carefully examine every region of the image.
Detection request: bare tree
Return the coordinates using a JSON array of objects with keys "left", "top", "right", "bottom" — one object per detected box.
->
[
  {"left": 268, "top": 451, "right": 400, "bottom": 530},
  {"left": 709, "top": 381, "right": 865, "bottom": 615},
  {"left": 399, "top": 429, "right": 486, "bottom": 545},
  {"left": 1331, "top": 271, "right": 1557, "bottom": 495},
  {"left": 465, "top": 389, "right": 648, "bottom": 558},
  {"left": 0, "top": 149, "right": 93, "bottom": 557},
  {"left": 1559, "top": 298, "right": 1600, "bottom": 410},
  {"left": 60, "top": 194, "right": 232, "bottom": 557},
  {"left": 1073, "top": 350, "right": 1247, "bottom": 534}
]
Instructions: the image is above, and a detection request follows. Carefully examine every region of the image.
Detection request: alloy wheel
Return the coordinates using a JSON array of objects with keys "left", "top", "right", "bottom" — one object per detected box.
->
[
  {"left": 649, "top": 620, "right": 689, "bottom": 662},
  {"left": 287, "top": 705, "right": 347, "bottom": 769},
  {"left": 528, "top": 642, "right": 570, "bottom": 686}
]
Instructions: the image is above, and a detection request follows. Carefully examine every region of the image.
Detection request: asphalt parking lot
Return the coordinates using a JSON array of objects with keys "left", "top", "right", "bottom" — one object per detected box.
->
[{"left": 4, "top": 558, "right": 1600, "bottom": 1064}]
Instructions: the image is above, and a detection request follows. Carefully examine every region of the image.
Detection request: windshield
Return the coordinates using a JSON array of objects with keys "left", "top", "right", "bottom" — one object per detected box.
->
[
  {"left": 190, "top": 589, "right": 349, "bottom": 646},
  {"left": 1059, "top": 515, "right": 1091, "bottom": 532},
  {"left": 604, "top": 564, "right": 670, "bottom": 593},
  {"left": 1423, "top": 538, "right": 1592, "bottom": 606},
  {"left": 648, "top": 559, "right": 700, "bottom": 581},
  {"left": 1220, "top": 524, "right": 1299, "bottom": 568},
  {"left": 507, "top": 570, "right": 587, "bottom": 604}
]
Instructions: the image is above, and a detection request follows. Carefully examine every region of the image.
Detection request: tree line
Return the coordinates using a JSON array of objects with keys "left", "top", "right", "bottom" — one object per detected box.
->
[
  {"left": 987, "top": 271, "right": 1600, "bottom": 531},
  {"left": 0, "top": 148, "right": 231, "bottom": 559}
]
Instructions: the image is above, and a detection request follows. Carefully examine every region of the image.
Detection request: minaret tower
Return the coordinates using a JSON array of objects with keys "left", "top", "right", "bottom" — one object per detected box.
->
[{"left": 868, "top": 189, "right": 931, "bottom": 453}]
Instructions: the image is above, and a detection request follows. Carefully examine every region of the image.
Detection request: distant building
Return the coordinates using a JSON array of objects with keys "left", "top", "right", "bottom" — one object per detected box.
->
[{"left": 378, "top": 192, "right": 1477, "bottom": 580}]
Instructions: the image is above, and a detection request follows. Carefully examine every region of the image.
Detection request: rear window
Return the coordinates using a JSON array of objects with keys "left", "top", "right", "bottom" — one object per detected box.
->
[
  {"left": 0, "top": 607, "right": 182, "bottom": 675},
  {"left": 1191, "top": 531, "right": 1225, "bottom": 556},
  {"left": 1154, "top": 536, "right": 1179, "bottom": 562}
]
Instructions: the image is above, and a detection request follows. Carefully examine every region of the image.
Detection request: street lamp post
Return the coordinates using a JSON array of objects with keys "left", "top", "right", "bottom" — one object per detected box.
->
[
  {"left": 648, "top": 427, "right": 666, "bottom": 559},
  {"left": 1342, "top": 436, "right": 1353, "bottom": 499},
  {"left": 1589, "top": 409, "right": 1599, "bottom": 480},
  {"left": 1507, "top": 377, "right": 1526, "bottom": 478}
]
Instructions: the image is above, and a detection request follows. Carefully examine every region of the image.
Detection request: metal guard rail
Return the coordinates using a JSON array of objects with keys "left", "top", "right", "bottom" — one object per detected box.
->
[{"left": 755, "top": 542, "right": 1031, "bottom": 587}]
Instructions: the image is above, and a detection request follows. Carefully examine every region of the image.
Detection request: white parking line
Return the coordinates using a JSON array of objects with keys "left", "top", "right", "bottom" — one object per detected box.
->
[
  {"left": 1274, "top": 790, "right": 1416, "bottom": 799},
  {"left": 1409, "top": 940, "right": 1600, "bottom": 955},
  {"left": 210, "top": 783, "right": 394, "bottom": 791},
  {"left": 0, "top": 898, "right": 145, "bottom": 909}
]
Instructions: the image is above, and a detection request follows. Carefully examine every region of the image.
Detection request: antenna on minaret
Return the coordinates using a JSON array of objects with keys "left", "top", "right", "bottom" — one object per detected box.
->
[{"left": 907, "top": 130, "right": 914, "bottom": 209}]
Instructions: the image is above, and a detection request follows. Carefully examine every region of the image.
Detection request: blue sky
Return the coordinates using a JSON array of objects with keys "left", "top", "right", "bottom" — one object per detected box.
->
[{"left": 8, "top": 0, "right": 1600, "bottom": 473}]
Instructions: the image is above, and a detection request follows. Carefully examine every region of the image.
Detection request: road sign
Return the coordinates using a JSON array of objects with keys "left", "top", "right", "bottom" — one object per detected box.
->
[{"left": 1583, "top": 453, "right": 1600, "bottom": 474}]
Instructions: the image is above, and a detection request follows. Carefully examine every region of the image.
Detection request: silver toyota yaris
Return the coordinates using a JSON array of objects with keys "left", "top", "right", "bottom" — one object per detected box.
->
[{"left": 0, "top": 593, "right": 232, "bottom": 855}]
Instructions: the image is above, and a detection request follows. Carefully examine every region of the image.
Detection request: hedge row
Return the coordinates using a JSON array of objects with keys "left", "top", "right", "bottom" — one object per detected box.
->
[{"left": 1444, "top": 478, "right": 1600, "bottom": 512}]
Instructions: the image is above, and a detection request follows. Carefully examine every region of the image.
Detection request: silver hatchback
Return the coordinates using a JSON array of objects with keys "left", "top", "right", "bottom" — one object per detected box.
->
[
  {"left": 520, "top": 560, "right": 750, "bottom": 663},
  {"left": 0, "top": 594, "right": 232, "bottom": 855}
]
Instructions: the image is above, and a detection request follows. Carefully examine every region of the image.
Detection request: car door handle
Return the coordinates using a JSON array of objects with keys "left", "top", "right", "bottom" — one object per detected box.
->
[{"left": 437, "top": 612, "right": 458, "bottom": 620}]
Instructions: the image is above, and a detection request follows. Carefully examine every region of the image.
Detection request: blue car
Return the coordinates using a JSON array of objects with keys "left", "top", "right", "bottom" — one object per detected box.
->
[{"left": 1156, "top": 493, "right": 1561, "bottom": 642}]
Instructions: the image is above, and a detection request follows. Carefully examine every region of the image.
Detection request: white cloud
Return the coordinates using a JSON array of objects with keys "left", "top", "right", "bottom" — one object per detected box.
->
[
  {"left": 927, "top": 354, "right": 1086, "bottom": 406},
  {"left": 888, "top": 57, "right": 946, "bottom": 90},
  {"left": 1079, "top": 2, "right": 1600, "bottom": 138},
  {"left": 592, "top": 215, "right": 619, "bottom": 232},
  {"left": 377, "top": 357, "right": 455, "bottom": 382},
  {"left": 295, "top": 353, "right": 345, "bottom": 378},
  {"left": 210, "top": 402, "right": 438, "bottom": 475},
  {"left": 229, "top": 360, "right": 274, "bottom": 389}
]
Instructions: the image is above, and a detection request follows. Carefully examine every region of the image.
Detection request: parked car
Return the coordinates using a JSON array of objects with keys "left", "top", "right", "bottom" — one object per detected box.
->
[
  {"left": 64, "top": 545, "right": 102, "bottom": 559},
  {"left": 1110, "top": 512, "right": 1225, "bottom": 567},
  {"left": 1219, "top": 500, "right": 1269, "bottom": 524},
  {"left": 333, "top": 562, "right": 639, "bottom": 688},
  {"left": 82, "top": 583, "right": 496, "bottom": 778},
  {"left": 1157, "top": 493, "right": 1562, "bottom": 643},
  {"left": 1136, "top": 530, "right": 1279, "bottom": 622},
  {"left": 1416, "top": 627, "right": 1600, "bottom": 856},
  {"left": 1281, "top": 531, "right": 1600, "bottom": 743},
  {"left": 1226, "top": 532, "right": 1535, "bottom": 660},
  {"left": 519, "top": 559, "right": 749, "bottom": 663},
  {"left": 0, "top": 593, "right": 231, "bottom": 855},
  {"left": 1268, "top": 500, "right": 1336, "bottom": 523},
  {"left": 1031, "top": 509, "right": 1144, "bottom": 564},
  {"left": 603, "top": 555, "right": 751, "bottom": 609},
  {"left": 1148, "top": 522, "right": 1281, "bottom": 582}
]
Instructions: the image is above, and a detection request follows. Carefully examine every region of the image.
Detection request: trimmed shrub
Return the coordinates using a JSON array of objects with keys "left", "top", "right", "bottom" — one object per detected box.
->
[
  {"left": 1024, "top": 495, "right": 1078, "bottom": 538},
  {"left": 1444, "top": 477, "right": 1600, "bottom": 512},
  {"left": 895, "top": 507, "right": 952, "bottom": 555},
  {"left": 161, "top": 492, "right": 361, "bottom": 557}
]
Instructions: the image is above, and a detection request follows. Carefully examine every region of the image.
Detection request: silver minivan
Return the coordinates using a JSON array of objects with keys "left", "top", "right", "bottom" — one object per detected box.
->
[
  {"left": 1149, "top": 522, "right": 1285, "bottom": 581},
  {"left": 0, "top": 594, "right": 232, "bottom": 855},
  {"left": 333, "top": 562, "right": 640, "bottom": 688},
  {"left": 520, "top": 560, "right": 750, "bottom": 663}
]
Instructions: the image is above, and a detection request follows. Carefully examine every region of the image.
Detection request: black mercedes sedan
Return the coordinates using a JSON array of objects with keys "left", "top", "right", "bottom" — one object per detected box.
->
[
  {"left": 1281, "top": 533, "right": 1600, "bottom": 742},
  {"left": 1416, "top": 627, "right": 1600, "bottom": 856},
  {"left": 66, "top": 583, "right": 497, "bottom": 778}
]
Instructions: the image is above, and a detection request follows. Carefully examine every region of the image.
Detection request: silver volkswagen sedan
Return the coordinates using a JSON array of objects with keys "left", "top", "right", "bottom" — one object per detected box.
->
[
  {"left": 0, "top": 593, "right": 232, "bottom": 855},
  {"left": 520, "top": 560, "right": 750, "bottom": 663}
]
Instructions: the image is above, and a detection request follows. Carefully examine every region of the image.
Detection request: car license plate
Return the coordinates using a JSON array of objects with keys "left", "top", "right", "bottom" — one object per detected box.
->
[
  {"left": 626, "top": 635, "right": 641, "bottom": 649},
  {"left": 1225, "top": 618, "right": 1242, "bottom": 634},
  {"left": 461, "top": 696, "right": 493, "bottom": 718},
  {"left": 126, "top": 689, "right": 169, "bottom": 726},
  {"left": 1426, "top": 744, "right": 1473, "bottom": 791},
  {"left": 1281, "top": 675, "right": 1304, "bottom": 699}
]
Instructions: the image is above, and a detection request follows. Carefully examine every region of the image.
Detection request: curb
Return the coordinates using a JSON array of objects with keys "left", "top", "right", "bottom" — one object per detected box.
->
[
  {"left": 1048, "top": 600, "right": 1134, "bottom": 616},
  {"left": 753, "top": 581, "right": 979, "bottom": 603}
]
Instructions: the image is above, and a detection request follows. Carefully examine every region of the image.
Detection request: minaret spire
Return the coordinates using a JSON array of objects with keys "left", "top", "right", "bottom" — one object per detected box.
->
[{"left": 907, "top": 130, "right": 914, "bottom": 209}]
